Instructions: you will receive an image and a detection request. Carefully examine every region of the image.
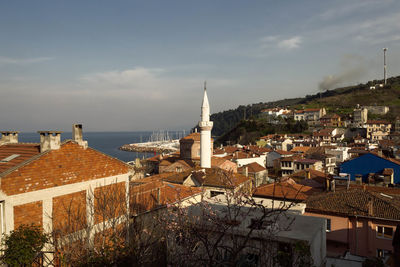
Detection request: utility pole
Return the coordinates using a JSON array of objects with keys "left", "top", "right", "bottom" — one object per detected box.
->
[{"left": 383, "top": 48, "right": 388, "bottom": 85}]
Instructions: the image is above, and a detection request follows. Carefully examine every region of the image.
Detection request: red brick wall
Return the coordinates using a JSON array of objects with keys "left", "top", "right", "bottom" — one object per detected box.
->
[
  {"left": 1, "top": 142, "right": 130, "bottom": 196},
  {"left": 94, "top": 182, "right": 126, "bottom": 224},
  {"left": 14, "top": 201, "right": 43, "bottom": 228},
  {"left": 53, "top": 191, "right": 87, "bottom": 234}
]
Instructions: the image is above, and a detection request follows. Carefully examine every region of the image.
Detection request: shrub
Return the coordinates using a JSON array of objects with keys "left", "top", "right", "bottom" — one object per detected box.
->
[{"left": 1, "top": 224, "right": 49, "bottom": 266}]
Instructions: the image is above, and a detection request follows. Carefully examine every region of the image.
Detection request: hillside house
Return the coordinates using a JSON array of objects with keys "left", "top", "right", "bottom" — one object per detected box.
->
[
  {"left": 320, "top": 114, "right": 343, "bottom": 128},
  {"left": 366, "top": 120, "right": 392, "bottom": 140}
]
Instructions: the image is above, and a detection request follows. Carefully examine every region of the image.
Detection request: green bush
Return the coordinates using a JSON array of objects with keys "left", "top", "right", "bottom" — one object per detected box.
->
[{"left": 1, "top": 224, "right": 49, "bottom": 266}]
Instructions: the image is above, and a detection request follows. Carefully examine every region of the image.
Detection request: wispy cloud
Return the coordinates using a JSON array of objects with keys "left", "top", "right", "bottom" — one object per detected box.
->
[
  {"left": 0, "top": 56, "right": 53, "bottom": 65},
  {"left": 277, "top": 36, "right": 302, "bottom": 50},
  {"left": 318, "top": 0, "right": 393, "bottom": 21},
  {"left": 260, "top": 35, "right": 302, "bottom": 51}
]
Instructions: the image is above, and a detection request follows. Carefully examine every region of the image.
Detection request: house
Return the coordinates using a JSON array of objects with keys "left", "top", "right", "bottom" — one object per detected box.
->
[
  {"left": 320, "top": 114, "right": 343, "bottom": 128},
  {"left": 253, "top": 179, "right": 318, "bottom": 202},
  {"left": 366, "top": 120, "right": 392, "bottom": 140},
  {"left": 364, "top": 105, "right": 390, "bottom": 115},
  {"left": 313, "top": 128, "right": 344, "bottom": 145},
  {"left": 156, "top": 167, "right": 252, "bottom": 198},
  {"left": 169, "top": 193, "right": 327, "bottom": 266},
  {"left": 325, "top": 147, "right": 350, "bottom": 163},
  {"left": 339, "top": 152, "right": 400, "bottom": 184},
  {"left": 179, "top": 132, "right": 213, "bottom": 162},
  {"left": 231, "top": 150, "right": 266, "bottom": 168},
  {"left": 266, "top": 150, "right": 293, "bottom": 168},
  {"left": 0, "top": 125, "right": 139, "bottom": 254},
  {"left": 294, "top": 108, "right": 327, "bottom": 126},
  {"left": 238, "top": 162, "right": 268, "bottom": 187},
  {"left": 290, "top": 169, "right": 328, "bottom": 190},
  {"left": 279, "top": 156, "right": 323, "bottom": 177},
  {"left": 353, "top": 106, "right": 368, "bottom": 126},
  {"left": 305, "top": 188, "right": 400, "bottom": 259}
]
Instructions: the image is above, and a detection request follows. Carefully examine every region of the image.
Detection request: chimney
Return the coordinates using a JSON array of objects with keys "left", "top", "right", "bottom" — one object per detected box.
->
[
  {"left": 368, "top": 197, "right": 374, "bottom": 217},
  {"left": 38, "top": 131, "right": 62, "bottom": 152},
  {"left": 72, "top": 124, "right": 88, "bottom": 149},
  {"left": 0, "top": 131, "right": 19, "bottom": 144},
  {"left": 242, "top": 166, "right": 248, "bottom": 177}
]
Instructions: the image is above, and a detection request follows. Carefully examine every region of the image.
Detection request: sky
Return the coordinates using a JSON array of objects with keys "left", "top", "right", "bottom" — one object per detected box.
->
[{"left": 1, "top": 0, "right": 400, "bottom": 132}]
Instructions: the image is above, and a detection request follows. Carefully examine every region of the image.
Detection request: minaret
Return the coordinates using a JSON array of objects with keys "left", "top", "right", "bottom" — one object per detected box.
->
[{"left": 199, "top": 81, "right": 213, "bottom": 168}]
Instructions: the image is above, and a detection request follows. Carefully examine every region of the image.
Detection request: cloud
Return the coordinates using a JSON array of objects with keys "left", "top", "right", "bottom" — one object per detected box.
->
[
  {"left": 277, "top": 36, "right": 302, "bottom": 50},
  {"left": 0, "top": 56, "right": 53, "bottom": 65},
  {"left": 259, "top": 35, "right": 302, "bottom": 51}
]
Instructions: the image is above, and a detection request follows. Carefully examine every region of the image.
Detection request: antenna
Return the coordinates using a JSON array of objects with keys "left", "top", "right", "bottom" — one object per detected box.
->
[{"left": 383, "top": 48, "right": 388, "bottom": 85}]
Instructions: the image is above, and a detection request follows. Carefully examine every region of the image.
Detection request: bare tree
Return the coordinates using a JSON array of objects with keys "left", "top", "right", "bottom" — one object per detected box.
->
[
  {"left": 50, "top": 180, "right": 165, "bottom": 266},
  {"left": 159, "top": 170, "right": 314, "bottom": 267}
]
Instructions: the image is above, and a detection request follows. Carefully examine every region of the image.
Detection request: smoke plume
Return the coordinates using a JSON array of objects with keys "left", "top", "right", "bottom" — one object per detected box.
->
[{"left": 318, "top": 55, "right": 368, "bottom": 91}]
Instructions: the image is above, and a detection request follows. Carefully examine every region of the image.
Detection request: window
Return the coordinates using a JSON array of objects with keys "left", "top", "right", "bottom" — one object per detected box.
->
[
  {"left": 326, "top": 219, "right": 331, "bottom": 232},
  {"left": 376, "top": 226, "right": 393, "bottom": 239},
  {"left": 377, "top": 249, "right": 390, "bottom": 258},
  {"left": 210, "top": 191, "right": 224, "bottom": 198}
]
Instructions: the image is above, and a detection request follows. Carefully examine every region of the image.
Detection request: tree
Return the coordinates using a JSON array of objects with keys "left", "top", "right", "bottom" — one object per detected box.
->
[
  {"left": 159, "top": 170, "right": 314, "bottom": 267},
  {"left": 2, "top": 224, "right": 49, "bottom": 267},
  {"left": 51, "top": 180, "right": 165, "bottom": 266}
]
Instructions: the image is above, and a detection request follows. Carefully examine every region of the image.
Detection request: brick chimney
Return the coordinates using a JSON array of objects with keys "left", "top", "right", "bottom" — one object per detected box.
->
[
  {"left": 38, "top": 131, "right": 62, "bottom": 152},
  {"left": 0, "top": 131, "right": 19, "bottom": 144},
  {"left": 72, "top": 124, "right": 88, "bottom": 149},
  {"left": 368, "top": 197, "right": 374, "bottom": 217}
]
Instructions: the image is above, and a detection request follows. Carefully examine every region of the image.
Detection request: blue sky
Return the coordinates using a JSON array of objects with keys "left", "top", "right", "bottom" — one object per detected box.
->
[{"left": 1, "top": 0, "right": 399, "bottom": 131}]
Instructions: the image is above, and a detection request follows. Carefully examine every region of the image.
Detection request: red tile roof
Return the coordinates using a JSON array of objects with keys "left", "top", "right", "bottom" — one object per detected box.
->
[
  {"left": 254, "top": 180, "right": 316, "bottom": 201},
  {"left": 238, "top": 162, "right": 266, "bottom": 173},
  {"left": 290, "top": 146, "right": 311, "bottom": 153},
  {"left": 0, "top": 143, "right": 41, "bottom": 174},
  {"left": 1, "top": 141, "right": 131, "bottom": 196},
  {"left": 306, "top": 189, "right": 400, "bottom": 220},
  {"left": 161, "top": 168, "right": 251, "bottom": 189},
  {"left": 180, "top": 132, "right": 201, "bottom": 141}
]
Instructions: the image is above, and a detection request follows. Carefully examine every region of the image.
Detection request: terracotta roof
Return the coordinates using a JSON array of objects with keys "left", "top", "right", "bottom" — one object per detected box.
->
[
  {"left": 290, "top": 169, "right": 328, "bottom": 187},
  {"left": 180, "top": 132, "right": 201, "bottom": 142},
  {"left": 224, "top": 146, "right": 239, "bottom": 154},
  {"left": 254, "top": 180, "right": 316, "bottom": 201},
  {"left": 159, "top": 156, "right": 180, "bottom": 166},
  {"left": 294, "top": 158, "right": 320, "bottom": 164},
  {"left": 290, "top": 146, "right": 310, "bottom": 153},
  {"left": 304, "top": 108, "right": 321, "bottom": 112},
  {"left": 129, "top": 179, "right": 201, "bottom": 214},
  {"left": 232, "top": 151, "right": 254, "bottom": 159},
  {"left": 162, "top": 168, "right": 251, "bottom": 189},
  {"left": 366, "top": 120, "right": 391, "bottom": 125},
  {"left": 238, "top": 162, "right": 266, "bottom": 173},
  {"left": 1, "top": 141, "right": 131, "bottom": 195},
  {"left": 280, "top": 156, "right": 303, "bottom": 162},
  {"left": 306, "top": 189, "right": 400, "bottom": 220},
  {"left": 246, "top": 145, "right": 271, "bottom": 154},
  {"left": 382, "top": 168, "right": 394, "bottom": 176},
  {"left": 275, "top": 150, "right": 293, "bottom": 155},
  {"left": 211, "top": 157, "right": 229, "bottom": 167},
  {"left": 0, "top": 143, "right": 41, "bottom": 174}
]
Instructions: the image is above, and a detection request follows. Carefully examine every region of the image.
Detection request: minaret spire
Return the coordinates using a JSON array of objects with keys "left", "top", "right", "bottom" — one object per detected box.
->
[{"left": 199, "top": 81, "right": 213, "bottom": 168}]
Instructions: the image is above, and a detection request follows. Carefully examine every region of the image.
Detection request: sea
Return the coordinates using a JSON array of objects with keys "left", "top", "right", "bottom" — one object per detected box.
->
[{"left": 18, "top": 131, "right": 186, "bottom": 163}]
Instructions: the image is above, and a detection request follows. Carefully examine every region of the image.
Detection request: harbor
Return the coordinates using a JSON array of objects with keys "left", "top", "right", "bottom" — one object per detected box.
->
[{"left": 119, "top": 139, "right": 180, "bottom": 154}]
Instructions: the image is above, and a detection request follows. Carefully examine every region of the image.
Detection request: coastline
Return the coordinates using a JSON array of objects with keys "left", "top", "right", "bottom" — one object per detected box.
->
[{"left": 119, "top": 139, "right": 180, "bottom": 154}]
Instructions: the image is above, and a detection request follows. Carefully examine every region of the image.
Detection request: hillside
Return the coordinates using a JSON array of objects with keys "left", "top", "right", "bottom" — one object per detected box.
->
[
  {"left": 211, "top": 75, "right": 400, "bottom": 139},
  {"left": 211, "top": 75, "right": 400, "bottom": 145}
]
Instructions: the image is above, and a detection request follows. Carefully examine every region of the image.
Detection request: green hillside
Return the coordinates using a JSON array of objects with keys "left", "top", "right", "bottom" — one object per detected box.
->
[{"left": 211, "top": 75, "right": 400, "bottom": 144}]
